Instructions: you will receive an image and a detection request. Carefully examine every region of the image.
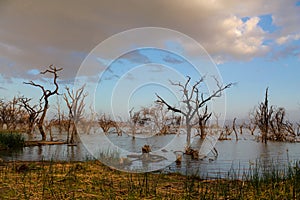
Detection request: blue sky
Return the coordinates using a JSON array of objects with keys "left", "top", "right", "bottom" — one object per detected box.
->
[{"left": 0, "top": 0, "right": 300, "bottom": 121}]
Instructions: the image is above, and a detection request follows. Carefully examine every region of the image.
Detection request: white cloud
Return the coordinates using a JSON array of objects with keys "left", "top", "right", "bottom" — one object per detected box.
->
[
  {"left": 276, "top": 34, "right": 300, "bottom": 45},
  {"left": 202, "top": 15, "right": 269, "bottom": 63}
]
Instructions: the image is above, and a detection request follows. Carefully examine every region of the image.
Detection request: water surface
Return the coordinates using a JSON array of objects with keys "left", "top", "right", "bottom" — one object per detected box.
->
[{"left": 1, "top": 129, "right": 299, "bottom": 178}]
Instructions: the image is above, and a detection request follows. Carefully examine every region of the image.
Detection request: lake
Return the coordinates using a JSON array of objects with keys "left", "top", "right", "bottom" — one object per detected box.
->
[{"left": 1, "top": 128, "right": 299, "bottom": 179}]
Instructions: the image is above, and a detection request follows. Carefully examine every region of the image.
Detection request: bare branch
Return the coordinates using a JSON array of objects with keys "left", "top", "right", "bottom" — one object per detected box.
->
[
  {"left": 155, "top": 93, "right": 183, "bottom": 114},
  {"left": 198, "top": 82, "right": 233, "bottom": 108}
]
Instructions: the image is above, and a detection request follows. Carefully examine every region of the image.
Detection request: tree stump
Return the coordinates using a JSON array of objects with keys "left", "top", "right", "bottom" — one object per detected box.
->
[
  {"left": 185, "top": 147, "right": 199, "bottom": 160},
  {"left": 175, "top": 154, "right": 182, "bottom": 165},
  {"left": 142, "top": 145, "right": 151, "bottom": 153}
]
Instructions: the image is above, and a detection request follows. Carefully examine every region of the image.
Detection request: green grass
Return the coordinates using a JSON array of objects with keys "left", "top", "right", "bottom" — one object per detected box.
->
[
  {"left": 0, "top": 131, "right": 25, "bottom": 150},
  {"left": 0, "top": 159, "right": 299, "bottom": 199}
]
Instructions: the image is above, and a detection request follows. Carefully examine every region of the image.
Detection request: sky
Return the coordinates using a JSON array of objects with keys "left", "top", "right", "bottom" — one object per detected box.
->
[{"left": 0, "top": 0, "right": 300, "bottom": 121}]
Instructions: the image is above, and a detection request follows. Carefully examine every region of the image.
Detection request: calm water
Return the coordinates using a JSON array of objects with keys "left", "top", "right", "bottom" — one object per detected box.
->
[{"left": 1, "top": 129, "right": 300, "bottom": 178}]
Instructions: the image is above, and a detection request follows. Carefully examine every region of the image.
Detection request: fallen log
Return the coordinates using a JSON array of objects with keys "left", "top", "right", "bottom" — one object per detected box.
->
[{"left": 25, "top": 140, "right": 67, "bottom": 146}]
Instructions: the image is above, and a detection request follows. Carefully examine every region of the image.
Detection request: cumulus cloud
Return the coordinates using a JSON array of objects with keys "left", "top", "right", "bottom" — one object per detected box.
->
[
  {"left": 206, "top": 15, "right": 269, "bottom": 62},
  {"left": 0, "top": 0, "right": 299, "bottom": 81}
]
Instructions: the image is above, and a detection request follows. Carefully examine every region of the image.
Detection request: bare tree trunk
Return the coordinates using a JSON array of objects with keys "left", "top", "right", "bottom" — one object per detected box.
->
[
  {"left": 262, "top": 89, "right": 269, "bottom": 144},
  {"left": 70, "top": 122, "right": 78, "bottom": 144},
  {"left": 197, "top": 106, "right": 211, "bottom": 139},
  {"left": 199, "top": 122, "right": 206, "bottom": 139},
  {"left": 232, "top": 118, "right": 238, "bottom": 141},
  {"left": 48, "top": 125, "right": 53, "bottom": 141},
  {"left": 28, "top": 122, "right": 35, "bottom": 134},
  {"left": 66, "top": 119, "right": 71, "bottom": 143},
  {"left": 247, "top": 124, "right": 256, "bottom": 135},
  {"left": 239, "top": 124, "right": 243, "bottom": 134},
  {"left": 38, "top": 100, "right": 48, "bottom": 141},
  {"left": 186, "top": 120, "right": 192, "bottom": 148}
]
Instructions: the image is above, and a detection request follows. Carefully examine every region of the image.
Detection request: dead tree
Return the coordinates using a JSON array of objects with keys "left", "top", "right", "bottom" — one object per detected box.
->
[
  {"left": 85, "top": 105, "right": 97, "bottom": 134},
  {"left": 269, "top": 107, "right": 286, "bottom": 141},
  {"left": 150, "top": 103, "right": 178, "bottom": 135},
  {"left": 226, "top": 125, "right": 233, "bottom": 135},
  {"left": 129, "top": 108, "right": 140, "bottom": 140},
  {"left": 147, "top": 104, "right": 167, "bottom": 135},
  {"left": 156, "top": 76, "right": 232, "bottom": 151},
  {"left": 246, "top": 123, "right": 257, "bottom": 135},
  {"left": 18, "top": 96, "right": 43, "bottom": 134},
  {"left": 253, "top": 88, "right": 274, "bottom": 144},
  {"left": 219, "top": 124, "right": 234, "bottom": 140},
  {"left": 98, "top": 114, "right": 112, "bottom": 133},
  {"left": 98, "top": 114, "right": 121, "bottom": 135},
  {"left": 239, "top": 122, "right": 245, "bottom": 134},
  {"left": 53, "top": 96, "right": 64, "bottom": 134},
  {"left": 24, "top": 65, "right": 62, "bottom": 140},
  {"left": 63, "top": 85, "right": 87, "bottom": 144},
  {"left": 195, "top": 105, "right": 212, "bottom": 139},
  {"left": 8, "top": 97, "right": 19, "bottom": 130},
  {"left": 284, "top": 121, "right": 296, "bottom": 138},
  {"left": 269, "top": 107, "right": 296, "bottom": 141}
]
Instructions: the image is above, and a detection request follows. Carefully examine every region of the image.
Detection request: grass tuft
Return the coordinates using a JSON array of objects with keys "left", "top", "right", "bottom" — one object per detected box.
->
[{"left": 0, "top": 131, "right": 25, "bottom": 150}]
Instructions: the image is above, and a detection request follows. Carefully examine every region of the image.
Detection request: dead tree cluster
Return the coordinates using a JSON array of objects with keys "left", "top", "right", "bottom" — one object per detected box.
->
[
  {"left": 4, "top": 61, "right": 300, "bottom": 157},
  {"left": 21, "top": 65, "right": 92, "bottom": 143},
  {"left": 219, "top": 119, "right": 247, "bottom": 140},
  {"left": 0, "top": 96, "right": 48, "bottom": 134},
  {"left": 0, "top": 97, "right": 28, "bottom": 131},
  {"left": 269, "top": 107, "right": 296, "bottom": 141},
  {"left": 127, "top": 103, "right": 181, "bottom": 137},
  {"left": 144, "top": 103, "right": 181, "bottom": 135},
  {"left": 252, "top": 88, "right": 296, "bottom": 143}
]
